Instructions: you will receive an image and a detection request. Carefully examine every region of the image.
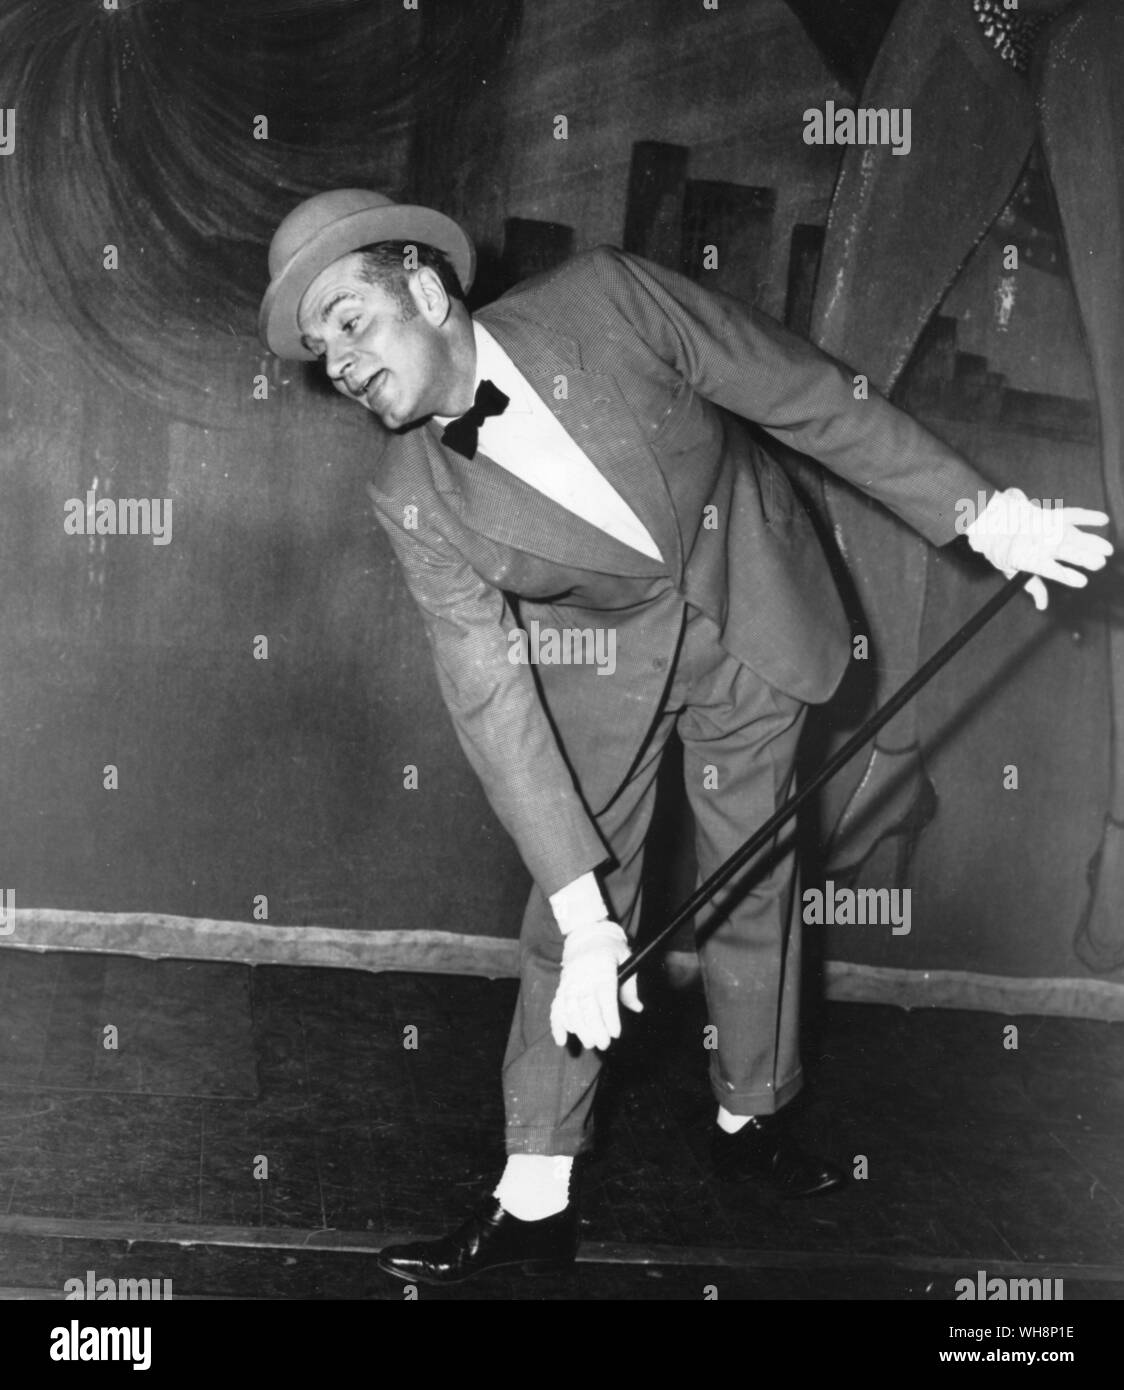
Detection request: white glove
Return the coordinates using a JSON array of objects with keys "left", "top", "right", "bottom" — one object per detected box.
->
[
  {"left": 549, "top": 920, "right": 643, "bottom": 1051},
  {"left": 964, "top": 487, "right": 1113, "bottom": 611}
]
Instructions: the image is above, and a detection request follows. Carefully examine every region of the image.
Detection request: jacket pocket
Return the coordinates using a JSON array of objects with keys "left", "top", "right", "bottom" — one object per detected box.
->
[{"left": 756, "top": 444, "right": 797, "bottom": 527}]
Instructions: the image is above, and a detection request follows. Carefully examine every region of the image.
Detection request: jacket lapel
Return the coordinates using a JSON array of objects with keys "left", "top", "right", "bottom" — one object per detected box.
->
[{"left": 424, "top": 304, "right": 683, "bottom": 578}]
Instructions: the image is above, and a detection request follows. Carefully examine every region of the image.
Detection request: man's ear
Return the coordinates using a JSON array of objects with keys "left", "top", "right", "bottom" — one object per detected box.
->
[{"left": 410, "top": 266, "right": 452, "bottom": 326}]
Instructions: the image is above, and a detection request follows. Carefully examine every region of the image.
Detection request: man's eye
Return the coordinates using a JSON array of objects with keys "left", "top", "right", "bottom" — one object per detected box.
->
[{"left": 342, "top": 317, "right": 359, "bottom": 334}]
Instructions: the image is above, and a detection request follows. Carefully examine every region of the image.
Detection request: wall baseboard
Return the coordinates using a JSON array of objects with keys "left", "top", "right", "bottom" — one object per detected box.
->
[{"left": 4, "top": 908, "right": 1123, "bottom": 1020}]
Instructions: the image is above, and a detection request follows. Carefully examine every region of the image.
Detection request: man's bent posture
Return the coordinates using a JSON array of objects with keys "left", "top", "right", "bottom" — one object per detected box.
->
[{"left": 259, "top": 189, "right": 1111, "bottom": 1284}]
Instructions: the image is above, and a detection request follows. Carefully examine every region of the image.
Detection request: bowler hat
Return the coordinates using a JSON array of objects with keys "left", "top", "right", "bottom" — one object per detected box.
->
[{"left": 259, "top": 188, "right": 475, "bottom": 360}]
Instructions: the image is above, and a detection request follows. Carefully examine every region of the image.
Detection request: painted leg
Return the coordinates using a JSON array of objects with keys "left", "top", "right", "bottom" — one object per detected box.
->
[
  {"left": 809, "top": 0, "right": 1038, "bottom": 877},
  {"left": 1075, "top": 624, "right": 1124, "bottom": 970},
  {"left": 1038, "top": 0, "right": 1124, "bottom": 968}
]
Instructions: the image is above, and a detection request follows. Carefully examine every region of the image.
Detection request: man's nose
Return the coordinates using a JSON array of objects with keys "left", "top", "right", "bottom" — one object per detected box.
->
[{"left": 325, "top": 347, "right": 356, "bottom": 385}]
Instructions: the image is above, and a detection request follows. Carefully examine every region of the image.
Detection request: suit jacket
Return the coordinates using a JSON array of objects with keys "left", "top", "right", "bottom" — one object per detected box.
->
[{"left": 364, "top": 247, "right": 991, "bottom": 897}]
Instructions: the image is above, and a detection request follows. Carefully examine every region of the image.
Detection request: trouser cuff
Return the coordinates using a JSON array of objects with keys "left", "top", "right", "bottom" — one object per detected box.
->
[
  {"left": 505, "top": 1126, "right": 591, "bottom": 1157},
  {"left": 710, "top": 1068, "right": 804, "bottom": 1117}
]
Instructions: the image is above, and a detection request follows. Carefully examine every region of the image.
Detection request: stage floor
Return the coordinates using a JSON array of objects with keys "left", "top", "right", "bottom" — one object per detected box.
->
[{"left": 0, "top": 950, "right": 1122, "bottom": 1300}]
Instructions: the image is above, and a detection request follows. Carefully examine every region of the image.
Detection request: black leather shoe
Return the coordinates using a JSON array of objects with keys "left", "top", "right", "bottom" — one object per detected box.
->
[
  {"left": 712, "top": 1114, "right": 845, "bottom": 1197},
  {"left": 377, "top": 1197, "right": 579, "bottom": 1285}
]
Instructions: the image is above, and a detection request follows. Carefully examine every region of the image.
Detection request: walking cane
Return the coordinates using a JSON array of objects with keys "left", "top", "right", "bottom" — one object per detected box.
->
[{"left": 617, "top": 571, "right": 1030, "bottom": 985}]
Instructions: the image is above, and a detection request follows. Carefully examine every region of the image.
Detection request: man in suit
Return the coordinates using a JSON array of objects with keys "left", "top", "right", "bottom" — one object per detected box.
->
[{"left": 259, "top": 189, "right": 1111, "bottom": 1285}]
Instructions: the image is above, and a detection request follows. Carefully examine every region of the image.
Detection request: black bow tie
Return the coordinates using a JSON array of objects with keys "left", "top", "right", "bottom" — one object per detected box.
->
[{"left": 440, "top": 379, "right": 510, "bottom": 460}]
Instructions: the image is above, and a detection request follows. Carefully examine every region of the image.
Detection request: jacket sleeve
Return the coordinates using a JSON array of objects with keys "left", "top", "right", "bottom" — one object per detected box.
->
[
  {"left": 589, "top": 246, "right": 994, "bottom": 547},
  {"left": 366, "top": 484, "right": 608, "bottom": 898}
]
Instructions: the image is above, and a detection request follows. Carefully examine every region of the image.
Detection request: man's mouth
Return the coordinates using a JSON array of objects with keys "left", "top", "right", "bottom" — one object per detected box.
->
[{"left": 361, "top": 370, "right": 387, "bottom": 399}]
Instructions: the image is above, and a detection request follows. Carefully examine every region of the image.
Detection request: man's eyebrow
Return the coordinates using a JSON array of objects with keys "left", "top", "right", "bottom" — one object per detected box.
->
[
  {"left": 318, "top": 290, "right": 360, "bottom": 325},
  {"left": 300, "top": 290, "right": 362, "bottom": 354}
]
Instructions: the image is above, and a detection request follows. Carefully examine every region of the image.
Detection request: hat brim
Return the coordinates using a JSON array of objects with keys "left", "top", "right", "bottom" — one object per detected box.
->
[{"left": 259, "top": 204, "right": 476, "bottom": 360}]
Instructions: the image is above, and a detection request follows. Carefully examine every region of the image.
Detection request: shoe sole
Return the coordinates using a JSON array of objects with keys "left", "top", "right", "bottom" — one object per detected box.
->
[
  {"left": 376, "top": 1255, "right": 576, "bottom": 1286},
  {"left": 779, "top": 1174, "right": 847, "bottom": 1199},
  {"left": 714, "top": 1170, "right": 847, "bottom": 1198}
]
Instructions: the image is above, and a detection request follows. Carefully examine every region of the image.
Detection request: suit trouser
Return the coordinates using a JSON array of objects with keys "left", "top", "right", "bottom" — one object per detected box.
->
[{"left": 502, "top": 602, "right": 807, "bottom": 1156}]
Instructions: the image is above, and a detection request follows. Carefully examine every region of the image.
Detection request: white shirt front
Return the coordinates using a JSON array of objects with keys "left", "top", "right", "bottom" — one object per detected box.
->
[{"left": 431, "top": 321, "right": 663, "bottom": 562}]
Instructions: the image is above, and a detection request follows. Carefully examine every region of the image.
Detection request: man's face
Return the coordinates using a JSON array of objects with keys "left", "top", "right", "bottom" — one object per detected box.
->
[{"left": 297, "top": 252, "right": 457, "bottom": 430}]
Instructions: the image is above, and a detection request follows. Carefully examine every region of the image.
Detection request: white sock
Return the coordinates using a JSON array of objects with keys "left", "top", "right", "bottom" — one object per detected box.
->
[
  {"left": 493, "top": 1154, "right": 574, "bottom": 1221},
  {"left": 717, "top": 1106, "right": 756, "bottom": 1134}
]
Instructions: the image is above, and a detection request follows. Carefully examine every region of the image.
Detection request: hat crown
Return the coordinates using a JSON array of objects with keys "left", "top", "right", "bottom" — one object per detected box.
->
[
  {"left": 260, "top": 187, "right": 474, "bottom": 358},
  {"left": 268, "top": 189, "right": 397, "bottom": 277}
]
